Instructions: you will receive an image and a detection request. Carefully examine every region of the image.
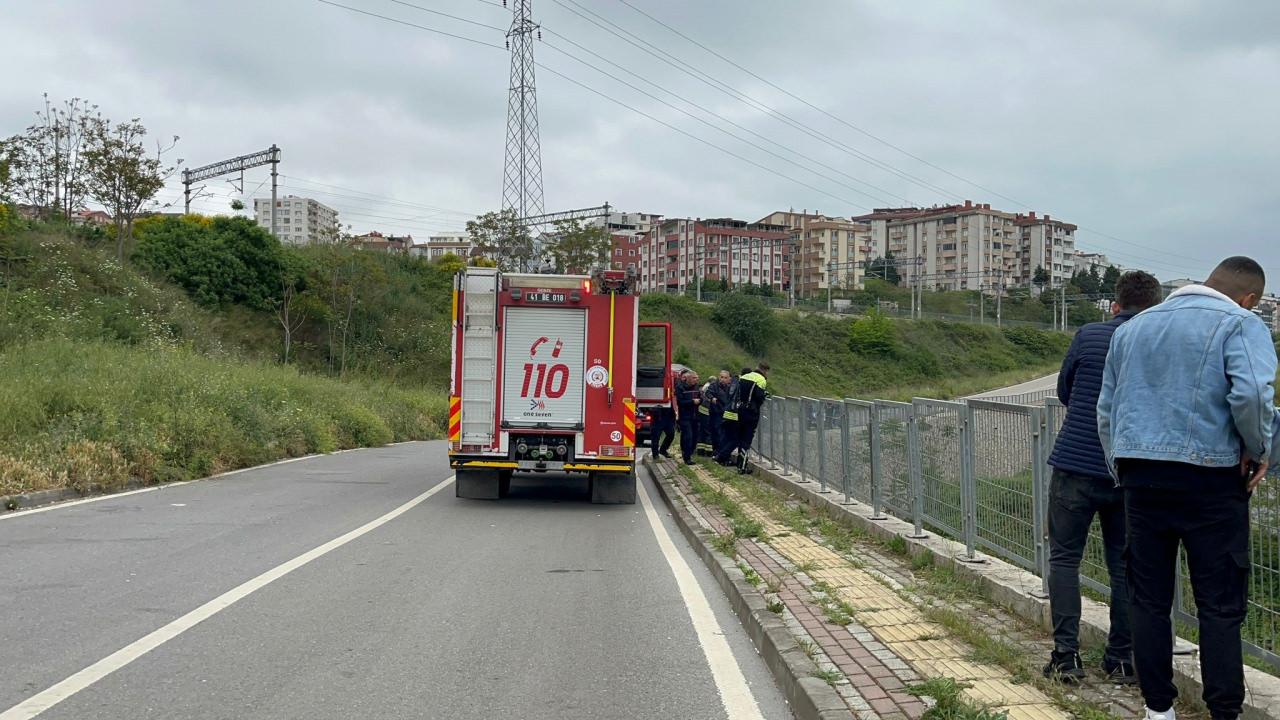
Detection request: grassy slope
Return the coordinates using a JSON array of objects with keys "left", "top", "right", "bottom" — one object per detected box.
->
[
  {"left": 0, "top": 229, "right": 447, "bottom": 497},
  {"left": 641, "top": 294, "right": 1068, "bottom": 400}
]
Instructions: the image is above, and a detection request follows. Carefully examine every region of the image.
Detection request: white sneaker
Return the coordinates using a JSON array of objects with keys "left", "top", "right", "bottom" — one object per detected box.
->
[{"left": 1145, "top": 707, "right": 1176, "bottom": 720}]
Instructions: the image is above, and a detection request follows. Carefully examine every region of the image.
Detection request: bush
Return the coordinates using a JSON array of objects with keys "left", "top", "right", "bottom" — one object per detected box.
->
[
  {"left": 133, "top": 215, "right": 283, "bottom": 310},
  {"left": 711, "top": 292, "right": 778, "bottom": 357},
  {"left": 848, "top": 309, "right": 897, "bottom": 356}
]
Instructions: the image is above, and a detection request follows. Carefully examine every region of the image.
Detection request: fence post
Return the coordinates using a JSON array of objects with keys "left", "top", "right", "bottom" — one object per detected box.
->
[
  {"left": 798, "top": 398, "right": 809, "bottom": 483},
  {"left": 907, "top": 407, "right": 927, "bottom": 538},
  {"left": 959, "top": 402, "right": 981, "bottom": 562},
  {"left": 869, "top": 402, "right": 886, "bottom": 519},
  {"left": 815, "top": 399, "right": 830, "bottom": 493},
  {"left": 779, "top": 397, "right": 789, "bottom": 475},
  {"left": 840, "top": 400, "right": 853, "bottom": 503},
  {"left": 1030, "top": 407, "right": 1050, "bottom": 598},
  {"left": 766, "top": 398, "right": 778, "bottom": 469}
]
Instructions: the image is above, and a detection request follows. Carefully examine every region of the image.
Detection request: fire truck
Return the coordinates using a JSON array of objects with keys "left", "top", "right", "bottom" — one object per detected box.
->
[{"left": 447, "top": 266, "right": 671, "bottom": 504}]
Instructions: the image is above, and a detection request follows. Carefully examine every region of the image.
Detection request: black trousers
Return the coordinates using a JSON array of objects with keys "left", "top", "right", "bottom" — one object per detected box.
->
[
  {"left": 677, "top": 410, "right": 699, "bottom": 462},
  {"left": 650, "top": 408, "right": 675, "bottom": 456},
  {"left": 1047, "top": 469, "right": 1131, "bottom": 662},
  {"left": 734, "top": 410, "right": 761, "bottom": 467},
  {"left": 1121, "top": 461, "right": 1251, "bottom": 720}
]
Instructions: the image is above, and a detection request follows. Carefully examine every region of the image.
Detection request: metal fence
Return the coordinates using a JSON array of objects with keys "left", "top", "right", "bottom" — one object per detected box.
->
[{"left": 755, "top": 394, "right": 1280, "bottom": 671}]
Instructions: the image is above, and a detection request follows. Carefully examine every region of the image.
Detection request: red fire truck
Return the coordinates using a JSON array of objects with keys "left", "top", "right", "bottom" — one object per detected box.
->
[{"left": 447, "top": 267, "right": 670, "bottom": 504}]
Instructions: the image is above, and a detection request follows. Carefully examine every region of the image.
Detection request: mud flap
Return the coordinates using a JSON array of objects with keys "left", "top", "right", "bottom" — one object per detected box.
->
[
  {"left": 456, "top": 468, "right": 502, "bottom": 500},
  {"left": 589, "top": 471, "right": 637, "bottom": 505}
]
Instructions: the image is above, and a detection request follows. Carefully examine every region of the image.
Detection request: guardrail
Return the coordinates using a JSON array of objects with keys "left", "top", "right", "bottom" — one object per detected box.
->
[{"left": 757, "top": 394, "right": 1280, "bottom": 671}]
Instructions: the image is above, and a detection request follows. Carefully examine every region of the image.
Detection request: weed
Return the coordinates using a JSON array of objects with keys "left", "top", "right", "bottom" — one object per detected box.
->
[
  {"left": 711, "top": 532, "right": 739, "bottom": 557},
  {"left": 911, "top": 552, "right": 935, "bottom": 572},
  {"left": 796, "top": 638, "right": 819, "bottom": 661},
  {"left": 731, "top": 516, "right": 765, "bottom": 539},
  {"left": 766, "top": 598, "right": 785, "bottom": 614},
  {"left": 885, "top": 535, "right": 909, "bottom": 556},
  {"left": 822, "top": 603, "right": 853, "bottom": 626},
  {"left": 811, "top": 668, "right": 843, "bottom": 686},
  {"left": 763, "top": 574, "right": 783, "bottom": 594},
  {"left": 908, "top": 677, "right": 1008, "bottom": 720},
  {"left": 737, "top": 562, "right": 763, "bottom": 587}
]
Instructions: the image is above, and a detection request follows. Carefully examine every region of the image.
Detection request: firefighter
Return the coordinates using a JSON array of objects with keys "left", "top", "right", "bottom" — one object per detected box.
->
[
  {"left": 649, "top": 397, "right": 676, "bottom": 460},
  {"left": 696, "top": 379, "right": 715, "bottom": 456},
  {"left": 715, "top": 369, "right": 745, "bottom": 466},
  {"left": 700, "top": 370, "right": 733, "bottom": 457},
  {"left": 674, "top": 369, "right": 702, "bottom": 465},
  {"left": 730, "top": 362, "right": 770, "bottom": 474}
]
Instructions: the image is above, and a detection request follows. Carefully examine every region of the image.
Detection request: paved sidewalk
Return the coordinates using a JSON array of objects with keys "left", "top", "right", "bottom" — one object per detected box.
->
[{"left": 660, "top": 457, "right": 1158, "bottom": 720}]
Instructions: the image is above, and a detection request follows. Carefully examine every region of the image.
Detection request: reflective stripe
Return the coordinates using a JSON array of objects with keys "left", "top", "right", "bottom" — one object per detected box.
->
[
  {"left": 698, "top": 405, "right": 710, "bottom": 415},
  {"left": 722, "top": 411, "right": 739, "bottom": 421}
]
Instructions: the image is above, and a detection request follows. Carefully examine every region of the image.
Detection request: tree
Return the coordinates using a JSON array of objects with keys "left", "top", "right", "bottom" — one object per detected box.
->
[
  {"left": 711, "top": 292, "right": 778, "bottom": 357},
  {"left": 1100, "top": 265, "right": 1122, "bottom": 296},
  {"left": 1070, "top": 267, "right": 1100, "bottom": 296},
  {"left": 230, "top": 199, "right": 245, "bottom": 211},
  {"left": 544, "top": 218, "right": 612, "bottom": 274},
  {"left": 431, "top": 252, "right": 467, "bottom": 275},
  {"left": 466, "top": 209, "right": 532, "bottom": 271},
  {"left": 83, "top": 118, "right": 179, "bottom": 261},
  {"left": 1032, "top": 266, "right": 1049, "bottom": 288},
  {"left": 275, "top": 253, "right": 318, "bottom": 364},
  {"left": 133, "top": 215, "right": 283, "bottom": 310},
  {"left": 469, "top": 256, "right": 498, "bottom": 268},
  {"left": 866, "top": 253, "right": 901, "bottom": 286},
  {"left": 0, "top": 95, "right": 104, "bottom": 219}
]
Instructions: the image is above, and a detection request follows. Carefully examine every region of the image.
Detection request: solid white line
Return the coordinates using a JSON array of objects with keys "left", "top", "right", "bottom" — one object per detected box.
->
[
  {"left": 0, "top": 475, "right": 456, "bottom": 719},
  {"left": 637, "top": 476, "right": 764, "bottom": 720}
]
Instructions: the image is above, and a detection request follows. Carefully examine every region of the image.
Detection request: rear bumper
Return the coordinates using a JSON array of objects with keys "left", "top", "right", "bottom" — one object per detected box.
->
[{"left": 450, "top": 457, "right": 633, "bottom": 474}]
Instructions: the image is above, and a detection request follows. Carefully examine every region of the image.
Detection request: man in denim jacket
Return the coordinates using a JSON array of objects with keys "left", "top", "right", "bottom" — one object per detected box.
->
[{"left": 1098, "top": 257, "right": 1276, "bottom": 720}]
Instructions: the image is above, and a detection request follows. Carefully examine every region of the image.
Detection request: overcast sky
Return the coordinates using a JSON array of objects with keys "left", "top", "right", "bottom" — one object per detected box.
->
[{"left": 3, "top": 0, "right": 1277, "bottom": 286}]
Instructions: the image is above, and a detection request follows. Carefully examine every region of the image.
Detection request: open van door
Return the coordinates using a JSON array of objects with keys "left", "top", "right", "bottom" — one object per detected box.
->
[{"left": 635, "top": 322, "right": 672, "bottom": 442}]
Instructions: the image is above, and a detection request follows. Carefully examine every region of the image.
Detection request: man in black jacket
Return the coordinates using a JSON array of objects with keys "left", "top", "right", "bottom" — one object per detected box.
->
[
  {"left": 1043, "top": 270, "right": 1161, "bottom": 684},
  {"left": 674, "top": 370, "right": 702, "bottom": 464}
]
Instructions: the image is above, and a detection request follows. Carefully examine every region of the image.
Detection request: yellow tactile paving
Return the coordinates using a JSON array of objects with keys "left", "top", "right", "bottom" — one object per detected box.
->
[
  {"left": 888, "top": 638, "right": 973, "bottom": 661},
  {"left": 999, "top": 704, "right": 1073, "bottom": 720},
  {"left": 872, "top": 622, "right": 948, "bottom": 643},
  {"left": 681, "top": 464, "right": 1072, "bottom": 718},
  {"left": 857, "top": 608, "right": 929, "bottom": 627},
  {"left": 963, "top": 679, "right": 1048, "bottom": 706},
  {"left": 913, "top": 658, "right": 1006, "bottom": 681}
]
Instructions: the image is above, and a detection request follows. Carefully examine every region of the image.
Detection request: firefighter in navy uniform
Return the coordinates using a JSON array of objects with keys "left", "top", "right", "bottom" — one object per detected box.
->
[
  {"left": 715, "top": 369, "right": 746, "bottom": 467},
  {"left": 730, "top": 362, "right": 769, "bottom": 474},
  {"left": 674, "top": 370, "right": 702, "bottom": 465},
  {"left": 699, "top": 370, "right": 734, "bottom": 458},
  {"left": 695, "top": 380, "right": 715, "bottom": 456}
]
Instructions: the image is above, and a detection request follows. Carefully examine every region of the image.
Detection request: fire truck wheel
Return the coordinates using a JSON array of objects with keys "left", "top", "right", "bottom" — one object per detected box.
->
[
  {"left": 589, "top": 471, "right": 637, "bottom": 505},
  {"left": 455, "top": 469, "right": 502, "bottom": 500}
]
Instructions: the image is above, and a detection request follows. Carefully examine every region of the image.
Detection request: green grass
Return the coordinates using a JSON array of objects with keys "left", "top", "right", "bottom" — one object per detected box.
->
[
  {"left": 908, "top": 677, "right": 1009, "bottom": 720},
  {"left": 0, "top": 338, "right": 447, "bottom": 495},
  {"left": 641, "top": 294, "right": 1069, "bottom": 400},
  {"left": 811, "top": 667, "right": 843, "bottom": 686}
]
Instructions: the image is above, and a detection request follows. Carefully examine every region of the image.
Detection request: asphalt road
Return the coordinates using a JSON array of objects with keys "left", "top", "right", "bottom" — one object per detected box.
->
[{"left": 0, "top": 442, "right": 792, "bottom": 720}]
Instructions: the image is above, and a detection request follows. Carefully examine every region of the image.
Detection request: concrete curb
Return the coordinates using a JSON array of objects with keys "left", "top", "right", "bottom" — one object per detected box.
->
[
  {"left": 2, "top": 478, "right": 150, "bottom": 512},
  {"left": 748, "top": 463, "right": 1280, "bottom": 720},
  {"left": 641, "top": 457, "right": 852, "bottom": 720}
]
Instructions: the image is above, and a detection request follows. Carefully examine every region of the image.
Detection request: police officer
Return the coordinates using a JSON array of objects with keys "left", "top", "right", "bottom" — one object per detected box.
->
[
  {"left": 730, "top": 362, "right": 769, "bottom": 474},
  {"left": 674, "top": 369, "right": 702, "bottom": 465}
]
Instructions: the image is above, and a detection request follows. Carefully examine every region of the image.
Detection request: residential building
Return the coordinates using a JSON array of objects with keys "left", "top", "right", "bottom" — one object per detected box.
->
[
  {"left": 590, "top": 211, "right": 659, "bottom": 239},
  {"left": 850, "top": 207, "right": 933, "bottom": 258},
  {"left": 1255, "top": 294, "right": 1280, "bottom": 333},
  {"left": 886, "top": 201, "right": 1021, "bottom": 292},
  {"left": 71, "top": 209, "right": 112, "bottom": 226},
  {"left": 414, "top": 233, "right": 473, "bottom": 261},
  {"left": 1073, "top": 252, "right": 1116, "bottom": 277},
  {"left": 350, "top": 230, "right": 412, "bottom": 253},
  {"left": 788, "top": 218, "right": 873, "bottom": 297},
  {"left": 1160, "top": 277, "right": 1198, "bottom": 297},
  {"left": 254, "top": 195, "right": 338, "bottom": 245},
  {"left": 637, "top": 217, "right": 789, "bottom": 294},
  {"left": 1015, "top": 211, "right": 1077, "bottom": 289},
  {"left": 610, "top": 233, "right": 644, "bottom": 275}
]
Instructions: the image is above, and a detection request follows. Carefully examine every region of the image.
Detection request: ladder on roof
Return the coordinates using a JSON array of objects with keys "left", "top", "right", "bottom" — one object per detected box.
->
[{"left": 460, "top": 268, "right": 499, "bottom": 446}]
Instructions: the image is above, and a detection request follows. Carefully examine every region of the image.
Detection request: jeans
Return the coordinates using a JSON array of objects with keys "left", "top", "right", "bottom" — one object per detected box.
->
[
  {"left": 677, "top": 411, "right": 699, "bottom": 462},
  {"left": 650, "top": 408, "right": 675, "bottom": 456},
  {"left": 1046, "top": 469, "right": 1131, "bottom": 663},
  {"left": 1122, "top": 461, "right": 1250, "bottom": 719}
]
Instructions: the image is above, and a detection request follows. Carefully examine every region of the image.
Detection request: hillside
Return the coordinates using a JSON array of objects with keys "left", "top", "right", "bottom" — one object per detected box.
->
[
  {"left": 639, "top": 294, "right": 1070, "bottom": 400},
  {"left": 0, "top": 222, "right": 449, "bottom": 497}
]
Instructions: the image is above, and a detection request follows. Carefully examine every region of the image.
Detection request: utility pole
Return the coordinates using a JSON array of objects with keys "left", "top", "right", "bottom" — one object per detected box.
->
[
  {"left": 827, "top": 260, "right": 833, "bottom": 313},
  {"left": 270, "top": 146, "right": 279, "bottom": 238},
  {"left": 996, "top": 270, "right": 1003, "bottom": 327}
]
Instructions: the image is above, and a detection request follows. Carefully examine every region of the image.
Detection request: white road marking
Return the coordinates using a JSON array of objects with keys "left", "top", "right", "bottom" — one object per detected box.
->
[
  {"left": 637, "top": 476, "right": 764, "bottom": 720},
  {"left": 0, "top": 475, "right": 455, "bottom": 719}
]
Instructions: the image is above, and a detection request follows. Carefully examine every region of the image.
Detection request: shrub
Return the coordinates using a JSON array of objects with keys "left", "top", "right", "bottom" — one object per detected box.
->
[
  {"left": 711, "top": 292, "right": 778, "bottom": 357},
  {"left": 848, "top": 309, "right": 897, "bottom": 356},
  {"left": 133, "top": 215, "right": 283, "bottom": 310}
]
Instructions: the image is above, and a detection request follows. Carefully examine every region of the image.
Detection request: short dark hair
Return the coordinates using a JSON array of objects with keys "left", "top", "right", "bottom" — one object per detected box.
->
[
  {"left": 757, "top": 361, "right": 771, "bottom": 372},
  {"left": 1207, "top": 256, "right": 1266, "bottom": 298},
  {"left": 740, "top": 367, "right": 751, "bottom": 376},
  {"left": 1114, "top": 271, "right": 1161, "bottom": 311}
]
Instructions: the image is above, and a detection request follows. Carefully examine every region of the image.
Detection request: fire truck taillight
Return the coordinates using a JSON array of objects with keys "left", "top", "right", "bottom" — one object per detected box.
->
[{"left": 582, "top": 279, "right": 591, "bottom": 295}]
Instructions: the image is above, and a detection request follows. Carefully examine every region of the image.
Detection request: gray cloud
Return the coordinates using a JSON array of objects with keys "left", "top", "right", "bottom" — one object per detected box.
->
[{"left": 2, "top": 0, "right": 1276, "bottom": 284}]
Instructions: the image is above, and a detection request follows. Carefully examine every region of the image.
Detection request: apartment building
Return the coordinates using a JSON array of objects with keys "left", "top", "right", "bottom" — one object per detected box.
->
[
  {"left": 254, "top": 195, "right": 338, "bottom": 245},
  {"left": 1016, "top": 211, "right": 1077, "bottom": 288},
  {"left": 850, "top": 207, "right": 933, "bottom": 258},
  {"left": 413, "top": 233, "right": 472, "bottom": 261},
  {"left": 610, "top": 233, "right": 644, "bottom": 274},
  {"left": 1073, "top": 252, "right": 1116, "bottom": 276},
  {"left": 637, "top": 217, "right": 789, "bottom": 294},
  {"left": 886, "top": 201, "right": 1020, "bottom": 291},
  {"left": 351, "top": 231, "right": 412, "bottom": 253},
  {"left": 780, "top": 217, "right": 873, "bottom": 297},
  {"left": 1255, "top": 294, "right": 1280, "bottom": 333},
  {"left": 590, "top": 211, "right": 659, "bottom": 239}
]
